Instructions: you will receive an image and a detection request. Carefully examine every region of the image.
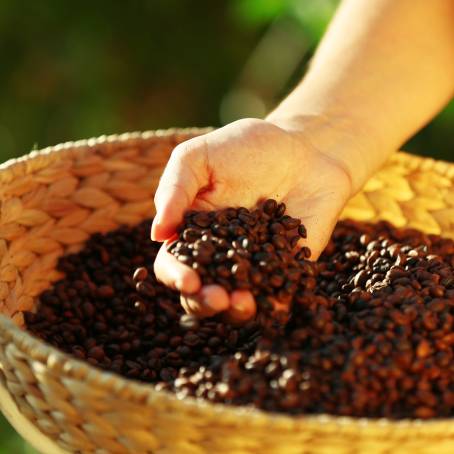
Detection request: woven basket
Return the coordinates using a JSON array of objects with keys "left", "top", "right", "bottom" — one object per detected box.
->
[{"left": 0, "top": 129, "right": 453, "bottom": 454}]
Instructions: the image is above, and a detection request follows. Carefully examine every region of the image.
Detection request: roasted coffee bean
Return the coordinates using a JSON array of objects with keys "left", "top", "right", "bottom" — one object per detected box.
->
[
  {"left": 300, "top": 247, "right": 311, "bottom": 259},
  {"left": 263, "top": 199, "right": 278, "bottom": 215},
  {"left": 25, "top": 217, "right": 454, "bottom": 420},
  {"left": 184, "top": 333, "right": 201, "bottom": 347},
  {"left": 290, "top": 236, "right": 300, "bottom": 249},
  {"left": 276, "top": 202, "right": 286, "bottom": 217},
  {"left": 169, "top": 200, "right": 311, "bottom": 322},
  {"left": 133, "top": 267, "right": 148, "bottom": 283},
  {"left": 269, "top": 273, "right": 285, "bottom": 288},
  {"left": 133, "top": 301, "right": 146, "bottom": 314},
  {"left": 97, "top": 285, "right": 114, "bottom": 298},
  {"left": 88, "top": 346, "right": 105, "bottom": 361},
  {"left": 272, "top": 234, "right": 287, "bottom": 250},
  {"left": 216, "top": 265, "right": 231, "bottom": 279},
  {"left": 298, "top": 224, "right": 307, "bottom": 239},
  {"left": 270, "top": 223, "right": 285, "bottom": 235},
  {"left": 192, "top": 212, "right": 212, "bottom": 228},
  {"left": 280, "top": 215, "right": 301, "bottom": 231},
  {"left": 136, "top": 281, "right": 156, "bottom": 297},
  {"left": 179, "top": 314, "right": 200, "bottom": 331}
]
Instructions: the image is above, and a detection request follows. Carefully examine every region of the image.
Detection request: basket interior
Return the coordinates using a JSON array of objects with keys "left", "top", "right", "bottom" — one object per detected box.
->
[
  {"left": 0, "top": 131, "right": 453, "bottom": 454},
  {"left": 0, "top": 131, "right": 453, "bottom": 326}
]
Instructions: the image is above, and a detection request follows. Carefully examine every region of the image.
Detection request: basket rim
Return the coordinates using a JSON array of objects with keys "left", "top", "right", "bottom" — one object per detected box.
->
[{"left": 0, "top": 128, "right": 453, "bottom": 434}]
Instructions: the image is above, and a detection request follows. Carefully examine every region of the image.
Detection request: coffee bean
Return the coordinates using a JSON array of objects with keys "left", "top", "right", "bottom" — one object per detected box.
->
[
  {"left": 176, "top": 254, "right": 192, "bottom": 265},
  {"left": 239, "top": 213, "right": 254, "bottom": 225},
  {"left": 231, "top": 263, "right": 248, "bottom": 280},
  {"left": 272, "top": 234, "right": 286, "bottom": 250},
  {"left": 281, "top": 215, "right": 300, "bottom": 230},
  {"left": 290, "top": 236, "right": 300, "bottom": 248},
  {"left": 82, "top": 302, "right": 95, "bottom": 318},
  {"left": 263, "top": 199, "right": 278, "bottom": 215},
  {"left": 270, "top": 223, "right": 285, "bottom": 235},
  {"left": 301, "top": 246, "right": 311, "bottom": 259},
  {"left": 183, "top": 228, "right": 201, "bottom": 242},
  {"left": 133, "top": 267, "right": 148, "bottom": 283},
  {"left": 136, "top": 281, "right": 156, "bottom": 297},
  {"left": 168, "top": 200, "right": 309, "bottom": 322},
  {"left": 184, "top": 333, "right": 201, "bottom": 347},
  {"left": 216, "top": 265, "right": 231, "bottom": 279},
  {"left": 192, "top": 249, "right": 212, "bottom": 265},
  {"left": 193, "top": 212, "right": 212, "bottom": 228},
  {"left": 298, "top": 225, "right": 307, "bottom": 239},
  {"left": 25, "top": 216, "right": 454, "bottom": 420},
  {"left": 97, "top": 285, "right": 114, "bottom": 298},
  {"left": 179, "top": 314, "right": 200, "bottom": 331},
  {"left": 88, "top": 346, "right": 105, "bottom": 361},
  {"left": 276, "top": 202, "right": 286, "bottom": 217},
  {"left": 269, "top": 274, "right": 285, "bottom": 288},
  {"left": 133, "top": 301, "right": 146, "bottom": 314},
  {"left": 353, "top": 270, "right": 368, "bottom": 287}
]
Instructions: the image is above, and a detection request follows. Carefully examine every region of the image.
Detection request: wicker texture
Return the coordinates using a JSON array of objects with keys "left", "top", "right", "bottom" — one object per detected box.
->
[{"left": 0, "top": 129, "right": 452, "bottom": 454}]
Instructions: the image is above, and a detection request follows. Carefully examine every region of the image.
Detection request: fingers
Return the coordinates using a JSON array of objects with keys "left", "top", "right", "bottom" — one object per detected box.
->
[
  {"left": 151, "top": 136, "right": 209, "bottom": 241},
  {"left": 180, "top": 285, "right": 230, "bottom": 318},
  {"left": 224, "top": 290, "right": 256, "bottom": 324},
  {"left": 154, "top": 244, "right": 201, "bottom": 294},
  {"left": 179, "top": 285, "right": 256, "bottom": 324},
  {"left": 156, "top": 245, "right": 236, "bottom": 320}
]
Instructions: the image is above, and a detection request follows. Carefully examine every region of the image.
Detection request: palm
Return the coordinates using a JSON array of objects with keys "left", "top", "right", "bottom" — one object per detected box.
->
[
  {"left": 191, "top": 123, "right": 299, "bottom": 211},
  {"left": 191, "top": 121, "right": 350, "bottom": 258},
  {"left": 152, "top": 119, "right": 351, "bottom": 322}
]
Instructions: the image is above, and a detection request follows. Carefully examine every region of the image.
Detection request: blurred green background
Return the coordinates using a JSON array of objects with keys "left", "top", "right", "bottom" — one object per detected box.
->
[{"left": 0, "top": 0, "right": 452, "bottom": 451}]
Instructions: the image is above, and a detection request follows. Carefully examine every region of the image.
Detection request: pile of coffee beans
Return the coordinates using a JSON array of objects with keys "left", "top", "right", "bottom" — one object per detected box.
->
[
  {"left": 24, "top": 221, "right": 260, "bottom": 382},
  {"left": 25, "top": 216, "right": 454, "bottom": 419},
  {"left": 168, "top": 200, "right": 309, "bottom": 318}
]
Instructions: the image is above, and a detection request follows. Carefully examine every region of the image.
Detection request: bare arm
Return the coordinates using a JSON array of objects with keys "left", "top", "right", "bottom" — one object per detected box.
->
[
  {"left": 152, "top": 0, "right": 454, "bottom": 321},
  {"left": 269, "top": 0, "right": 454, "bottom": 194}
]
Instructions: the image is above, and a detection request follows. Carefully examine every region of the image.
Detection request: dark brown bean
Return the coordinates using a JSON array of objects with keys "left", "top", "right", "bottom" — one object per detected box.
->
[
  {"left": 281, "top": 215, "right": 300, "bottom": 230},
  {"left": 133, "top": 267, "right": 148, "bottom": 283},
  {"left": 271, "top": 234, "right": 286, "bottom": 250},
  {"left": 276, "top": 202, "right": 286, "bottom": 217},
  {"left": 298, "top": 224, "right": 307, "bottom": 239},
  {"left": 97, "top": 285, "right": 114, "bottom": 298},
  {"left": 270, "top": 223, "right": 285, "bottom": 235},
  {"left": 183, "top": 228, "right": 201, "bottom": 242},
  {"left": 25, "top": 215, "right": 454, "bottom": 421},
  {"left": 263, "top": 199, "right": 278, "bottom": 215},
  {"left": 192, "top": 212, "right": 212, "bottom": 228}
]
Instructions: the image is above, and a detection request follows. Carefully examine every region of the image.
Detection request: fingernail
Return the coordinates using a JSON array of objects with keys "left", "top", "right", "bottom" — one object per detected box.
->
[{"left": 151, "top": 213, "right": 161, "bottom": 240}]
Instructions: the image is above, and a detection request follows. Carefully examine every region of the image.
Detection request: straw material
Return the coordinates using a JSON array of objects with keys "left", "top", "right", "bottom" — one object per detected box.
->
[{"left": 0, "top": 129, "right": 453, "bottom": 454}]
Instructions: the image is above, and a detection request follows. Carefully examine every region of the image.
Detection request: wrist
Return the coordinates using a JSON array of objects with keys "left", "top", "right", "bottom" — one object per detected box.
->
[{"left": 266, "top": 110, "right": 388, "bottom": 196}]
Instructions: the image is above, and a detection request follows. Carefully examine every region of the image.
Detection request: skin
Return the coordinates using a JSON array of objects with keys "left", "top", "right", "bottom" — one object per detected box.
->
[{"left": 152, "top": 0, "right": 454, "bottom": 322}]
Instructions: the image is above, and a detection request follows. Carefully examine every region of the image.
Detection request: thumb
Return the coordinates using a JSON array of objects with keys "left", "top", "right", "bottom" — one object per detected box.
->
[{"left": 152, "top": 137, "right": 208, "bottom": 241}]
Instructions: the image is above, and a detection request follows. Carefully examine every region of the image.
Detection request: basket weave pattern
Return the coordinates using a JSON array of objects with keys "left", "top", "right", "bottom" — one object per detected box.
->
[{"left": 0, "top": 129, "right": 453, "bottom": 453}]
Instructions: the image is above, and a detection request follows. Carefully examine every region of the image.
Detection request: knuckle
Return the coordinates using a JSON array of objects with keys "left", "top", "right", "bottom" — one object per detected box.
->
[{"left": 171, "top": 138, "right": 201, "bottom": 161}]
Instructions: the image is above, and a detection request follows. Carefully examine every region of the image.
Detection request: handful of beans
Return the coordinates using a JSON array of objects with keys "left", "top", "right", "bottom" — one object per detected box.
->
[
  {"left": 25, "top": 201, "right": 454, "bottom": 419},
  {"left": 167, "top": 199, "right": 311, "bottom": 322}
]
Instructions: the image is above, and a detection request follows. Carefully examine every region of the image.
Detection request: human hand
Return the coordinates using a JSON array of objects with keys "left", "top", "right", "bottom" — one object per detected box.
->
[{"left": 151, "top": 118, "right": 353, "bottom": 322}]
